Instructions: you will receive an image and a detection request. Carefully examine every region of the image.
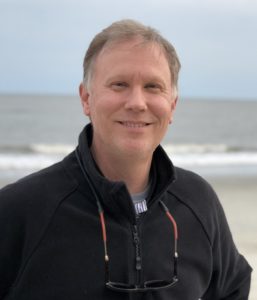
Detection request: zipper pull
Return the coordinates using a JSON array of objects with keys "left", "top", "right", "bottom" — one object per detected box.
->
[{"left": 133, "top": 225, "right": 142, "bottom": 270}]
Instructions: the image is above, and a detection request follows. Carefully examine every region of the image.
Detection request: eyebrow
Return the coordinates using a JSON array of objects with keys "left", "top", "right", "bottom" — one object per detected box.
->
[{"left": 105, "top": 74, "right": 168, "bottom": 87}]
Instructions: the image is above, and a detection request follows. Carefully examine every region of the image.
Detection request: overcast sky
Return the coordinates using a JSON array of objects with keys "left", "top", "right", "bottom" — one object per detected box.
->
[{"left": 0, "top": 0, "right": 257, "bottom": 99}]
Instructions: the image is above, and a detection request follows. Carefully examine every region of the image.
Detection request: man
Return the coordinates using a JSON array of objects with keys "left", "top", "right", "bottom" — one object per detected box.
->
[{"left": 0, "top": 19, "right": 252, "bottom": 299}]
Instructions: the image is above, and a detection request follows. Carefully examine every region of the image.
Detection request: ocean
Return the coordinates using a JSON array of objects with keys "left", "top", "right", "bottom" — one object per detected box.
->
[{"left": 1, "top": 94, "right": 257, "bottom": 187}]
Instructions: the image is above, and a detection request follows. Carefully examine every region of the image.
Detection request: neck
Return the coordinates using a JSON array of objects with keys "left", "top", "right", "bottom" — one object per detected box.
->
[{"left": 90, "top": 145, "right": 152, "bottom": 195}]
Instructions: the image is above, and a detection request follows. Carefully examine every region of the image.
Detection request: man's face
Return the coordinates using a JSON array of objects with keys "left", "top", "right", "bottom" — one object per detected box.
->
[{"left": 80, "top": 39, "right": 177, "bottom": 160}]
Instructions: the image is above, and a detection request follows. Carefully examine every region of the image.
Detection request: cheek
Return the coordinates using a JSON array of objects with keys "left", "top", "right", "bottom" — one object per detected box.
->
[
  {"left": 89, "top": 97, "right": 114, "bottom": 123},
  {"left": 152, "top": 102, "right": 173, "bottom": 121},
  {"left": 160, "top": 98, "right": 177, "bottom": 120},
  {"left": 96, "top": 95, "right": 123, "bottom": 118}
]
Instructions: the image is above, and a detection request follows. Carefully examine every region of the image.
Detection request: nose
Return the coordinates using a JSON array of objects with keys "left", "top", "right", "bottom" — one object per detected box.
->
[{"left": 124, "top": 87, "right": 147, "bottom": 112}]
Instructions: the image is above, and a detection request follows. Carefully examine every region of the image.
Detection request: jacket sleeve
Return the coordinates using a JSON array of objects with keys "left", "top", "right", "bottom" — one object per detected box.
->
[
  {"left": 202, "top": 188, "right": 252, "bottom": 299},
  {"left": 0, "top": 163, "right": 77, "bottom": 299},
  {"left": 0, "top": 185, "right": 26, "bottom": 299},
  {"left": 171, "top": 168, "right": 252, "bottom": 300}
]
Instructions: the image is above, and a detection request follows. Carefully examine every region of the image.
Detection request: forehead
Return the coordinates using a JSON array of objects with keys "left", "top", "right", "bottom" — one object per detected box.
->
[
  {"left": 93, "top": 38, "right": 171, "bottom": 80},
  {"left": 101, "top": 37, "right": 165, "bottom": 56}
]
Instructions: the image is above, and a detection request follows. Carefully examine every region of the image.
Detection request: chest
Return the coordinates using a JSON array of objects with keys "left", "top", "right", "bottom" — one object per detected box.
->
[{"left": 9, "top": 197, "right": 212, "bottom": 300}]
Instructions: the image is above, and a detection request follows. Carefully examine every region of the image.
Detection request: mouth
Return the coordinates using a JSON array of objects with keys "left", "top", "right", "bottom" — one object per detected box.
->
[{"left": 118, "top": 121, "right": 151, "bottom": 128}]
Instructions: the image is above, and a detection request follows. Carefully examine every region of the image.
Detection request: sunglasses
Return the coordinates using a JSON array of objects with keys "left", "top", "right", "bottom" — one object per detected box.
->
[{"left": 98, "top": 200, "right": 179, "bottom": 292}]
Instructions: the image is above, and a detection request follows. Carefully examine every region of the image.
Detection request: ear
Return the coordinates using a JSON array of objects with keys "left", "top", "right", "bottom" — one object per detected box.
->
[
  {"left": 169, "top": 96, "right": 178, "bottom": 124},
  {"left": 79, "top": 83, "right": 91, "bottom": 116},
  {"left": 171, "top": 95, "right": 178, "bottom": 111}
]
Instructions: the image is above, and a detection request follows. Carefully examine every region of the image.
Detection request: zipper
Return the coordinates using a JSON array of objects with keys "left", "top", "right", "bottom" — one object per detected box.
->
[{"left": 132, "top": 224, "right": 142, "bottom": 287}]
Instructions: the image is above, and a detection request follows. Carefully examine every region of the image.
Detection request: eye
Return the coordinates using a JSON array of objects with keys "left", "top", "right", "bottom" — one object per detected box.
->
[
  {"left": 111, "top": 81, "right": 128, "bottom": 91},
  {"left": 145, "top": 83, "right": 162, "bottom": 92}
]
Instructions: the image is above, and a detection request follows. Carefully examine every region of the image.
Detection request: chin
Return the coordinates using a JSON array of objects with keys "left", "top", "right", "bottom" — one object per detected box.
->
[{"left": 118, "top": 141, "right": 155, "bottom": 158}]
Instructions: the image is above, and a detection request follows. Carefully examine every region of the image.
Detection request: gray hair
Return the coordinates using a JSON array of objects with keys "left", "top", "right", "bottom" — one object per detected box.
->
[{"left": 82, "top": 19, "right": 181, "bottom": 90}]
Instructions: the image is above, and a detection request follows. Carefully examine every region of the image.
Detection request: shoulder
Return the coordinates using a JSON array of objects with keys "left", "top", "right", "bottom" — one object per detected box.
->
[
  {"left": 171, "top": 166, "right": 217, "bottom": 202},
  {"left": 0, "top": 157, "right": 78, "bottom": 253},
  {"left": 0, "top": 159, "right": 77, "bottom": 211}
]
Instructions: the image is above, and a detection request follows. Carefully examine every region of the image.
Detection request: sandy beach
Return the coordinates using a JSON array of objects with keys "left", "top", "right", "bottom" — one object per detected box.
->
[{"left": 207, "top": 175, "right": 257, "bottom": 300}]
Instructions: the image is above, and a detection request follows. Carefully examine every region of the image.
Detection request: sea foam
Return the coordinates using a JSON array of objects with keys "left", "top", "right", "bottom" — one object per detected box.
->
[{"left": 1, "top": 143, "right": 257, "bottom": 171}]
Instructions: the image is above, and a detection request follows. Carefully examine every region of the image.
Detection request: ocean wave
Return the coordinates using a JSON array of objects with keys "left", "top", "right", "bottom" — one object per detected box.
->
[
  {"left": 1, "top": 143, "right": 256, "bottom": 155},
  {"left": 164, "top": 144, "right": 257, "bottom": 166},
  {"left": 31, "top": 144, "right": 74, "bottom": 155},
  {"left": 0, "top": 143, "right": 257, "bottom": 171},
  {"left": 0, "top": 144, "right": 75, "bottom": 155},
  {"left": 170, "top": 152, "right": 257, "bottom": 166},
  {"left": 0, "top": 153, "right": 62, "bottom": 170}
]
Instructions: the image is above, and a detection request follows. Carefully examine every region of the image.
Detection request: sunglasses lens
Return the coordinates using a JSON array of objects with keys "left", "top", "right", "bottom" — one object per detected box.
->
[
  {"left": 106, "top": 282, "right": 135, "bottom": 291},
  {"left": 146, "top": 280, "right": 170, "bottom": 288},
  {"left": 145, "top": 277, "right": 178, "bottom": 289},
  {"left": 106, "top": 277, "right": 178, "bottom": 292}
]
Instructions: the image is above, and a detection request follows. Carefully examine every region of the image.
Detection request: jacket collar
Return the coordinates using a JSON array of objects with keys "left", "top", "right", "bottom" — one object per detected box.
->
[{"left": 76, "top": 124, "right": 176, "bottom": 223}]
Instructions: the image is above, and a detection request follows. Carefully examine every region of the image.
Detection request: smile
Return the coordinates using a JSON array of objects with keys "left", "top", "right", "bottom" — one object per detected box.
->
[{"left": 118, "top": 121, "right": 150, "bottom": 128}]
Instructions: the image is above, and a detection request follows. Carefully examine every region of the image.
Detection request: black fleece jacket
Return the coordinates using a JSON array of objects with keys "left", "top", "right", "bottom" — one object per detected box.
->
[{"left": 0, "top": 125, "right": 252, "bottom": 299}]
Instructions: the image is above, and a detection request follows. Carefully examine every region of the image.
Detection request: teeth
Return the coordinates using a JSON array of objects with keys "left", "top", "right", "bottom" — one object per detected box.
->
[{"left": 122, "top": 122, "right": 147, "bottom": 128}]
